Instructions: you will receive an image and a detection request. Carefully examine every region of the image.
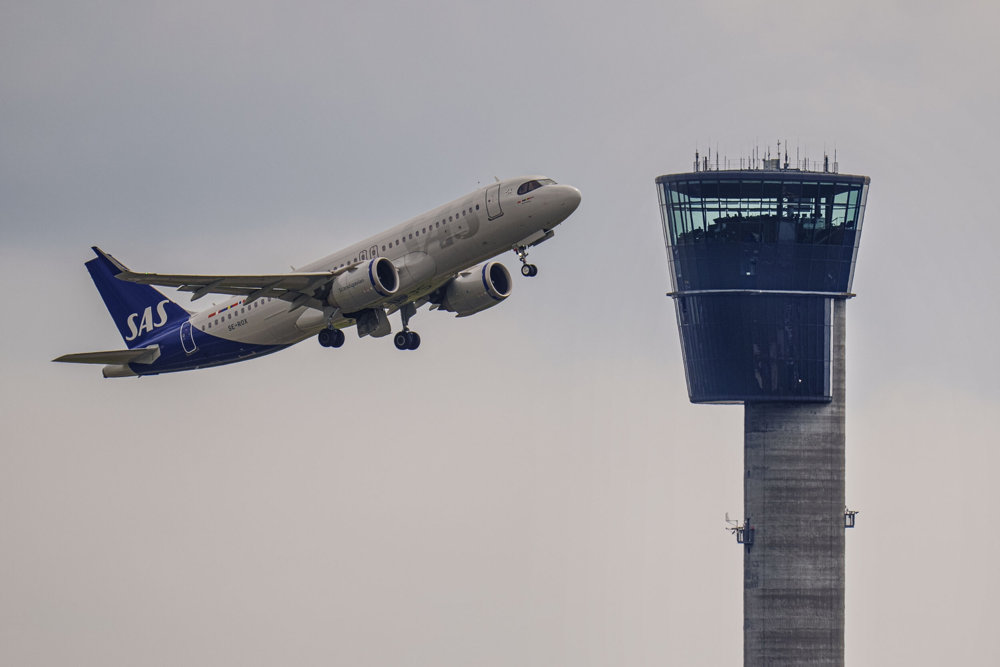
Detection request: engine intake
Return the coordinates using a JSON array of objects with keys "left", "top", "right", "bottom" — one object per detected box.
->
[
  {"left": 327, "top": 257, "right": 399, "bottom": 312},
  {"left": 440, "top": 261, "right": 512, "bottom": 317}
]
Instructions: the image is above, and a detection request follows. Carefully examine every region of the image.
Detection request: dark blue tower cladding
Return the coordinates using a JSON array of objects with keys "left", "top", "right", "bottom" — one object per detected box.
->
[{"left": 656, "top": 170, "right": 870, "bottom": 403}]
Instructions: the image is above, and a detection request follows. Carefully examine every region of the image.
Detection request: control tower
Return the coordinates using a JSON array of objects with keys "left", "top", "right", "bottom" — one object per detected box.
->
[{"left": 655, "top": 151, "right": 870, "bottom": 665}]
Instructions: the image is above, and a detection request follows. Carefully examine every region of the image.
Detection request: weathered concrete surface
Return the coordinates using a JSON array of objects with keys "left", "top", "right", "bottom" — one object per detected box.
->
[{"left": 743, "top": 299, "right": 846, "bottom": 666}]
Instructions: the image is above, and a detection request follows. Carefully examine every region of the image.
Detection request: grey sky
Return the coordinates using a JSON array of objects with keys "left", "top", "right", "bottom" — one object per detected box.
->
[{"left": 2, "top": 1, "right": 998, "bottom": 665}]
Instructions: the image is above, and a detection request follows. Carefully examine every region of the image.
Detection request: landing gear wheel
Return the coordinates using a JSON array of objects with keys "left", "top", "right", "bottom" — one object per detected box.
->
[
  {"left": 395, "top": 302, "right": 420, "bottom": 351},
  {"left": 394, "top": 330, "right": 421, "bottom": 350},
  {"left": 319, "top": 329, "right": 345, "bottom": 348},
  {"left": 514, "top": 245, "right": 538, "bottom": 277}
]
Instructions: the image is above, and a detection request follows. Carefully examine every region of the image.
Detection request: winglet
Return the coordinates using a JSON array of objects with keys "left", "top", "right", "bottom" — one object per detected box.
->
[{"left": 91, "top": 246, "right": 130, "bottom": 273}]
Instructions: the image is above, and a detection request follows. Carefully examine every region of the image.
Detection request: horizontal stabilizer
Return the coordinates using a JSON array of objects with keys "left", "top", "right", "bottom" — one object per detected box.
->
[{"left": 52, "top": 345, "right": 161, "bottom": 365}]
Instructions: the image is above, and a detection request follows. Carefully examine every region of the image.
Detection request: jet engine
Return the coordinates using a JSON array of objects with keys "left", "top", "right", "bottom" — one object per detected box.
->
[
  {"left": 327, "top": 257, "right": 399, "bottom": 312},
  {"left": 439, "top": 261, "right": 512, "bottom": 317}
]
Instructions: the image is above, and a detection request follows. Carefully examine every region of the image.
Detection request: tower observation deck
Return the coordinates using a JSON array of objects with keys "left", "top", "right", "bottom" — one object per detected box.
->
[{"left": 656, "top": 156, "right": 870, "bottom": 666}]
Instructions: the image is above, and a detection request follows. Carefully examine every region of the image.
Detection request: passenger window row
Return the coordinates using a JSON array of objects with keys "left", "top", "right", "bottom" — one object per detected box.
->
[
  {"left": 203, "top": 298, "right": 271, "bottom": 330},
  {"left": 336, "top": 204, "right": 482, "bottom": 263}
]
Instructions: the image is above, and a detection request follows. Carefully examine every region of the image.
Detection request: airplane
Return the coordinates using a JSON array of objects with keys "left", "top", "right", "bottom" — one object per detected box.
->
[{"left": 54, "top": 176, "right": 582, "bottom": 377}]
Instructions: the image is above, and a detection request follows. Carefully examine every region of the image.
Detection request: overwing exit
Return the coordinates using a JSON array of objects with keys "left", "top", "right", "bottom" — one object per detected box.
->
[{"left": 54, "top": 176, "right": 581, "bottom": 377}]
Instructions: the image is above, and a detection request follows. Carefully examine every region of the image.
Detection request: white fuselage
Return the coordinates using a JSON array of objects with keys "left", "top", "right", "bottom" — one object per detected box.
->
[{"left": 187, "top": 176, "right": 581, "bottom": 347}]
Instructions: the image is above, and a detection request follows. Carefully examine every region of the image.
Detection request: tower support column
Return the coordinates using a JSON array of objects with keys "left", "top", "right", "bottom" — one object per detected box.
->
[{"left": 743, "top": 299, "right": 846, "bottom": 666}]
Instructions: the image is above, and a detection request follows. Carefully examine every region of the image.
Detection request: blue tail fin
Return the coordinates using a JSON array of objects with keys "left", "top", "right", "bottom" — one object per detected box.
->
[{"left": 85, "top": 247, "right": 190, "bottom": 348}]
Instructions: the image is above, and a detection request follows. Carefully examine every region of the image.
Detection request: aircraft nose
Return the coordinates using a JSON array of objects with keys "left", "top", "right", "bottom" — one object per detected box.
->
[{"left": 557, "top": 184, "right": 582, "bottom": 213}]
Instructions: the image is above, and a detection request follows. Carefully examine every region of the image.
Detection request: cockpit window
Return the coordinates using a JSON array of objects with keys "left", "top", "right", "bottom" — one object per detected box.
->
[{"left": 517, "top": 178, "right": 556, "bottom": 196}]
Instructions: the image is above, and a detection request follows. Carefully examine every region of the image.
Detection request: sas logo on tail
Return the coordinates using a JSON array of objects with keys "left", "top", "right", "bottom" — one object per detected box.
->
[{"left": 125, "top": 300, "right": 171, "bottom": 341}]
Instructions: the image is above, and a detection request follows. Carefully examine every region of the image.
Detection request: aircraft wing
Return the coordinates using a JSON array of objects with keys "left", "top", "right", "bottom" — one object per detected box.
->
[
  {"left": 116, "top": 268, "right": 348, "bottom": 310},
  {"left": 93, "top": 245, "right": 349, "bottom": 310},
  {"left": 53, "top": 345, "right": 161, "bottom": 365}
]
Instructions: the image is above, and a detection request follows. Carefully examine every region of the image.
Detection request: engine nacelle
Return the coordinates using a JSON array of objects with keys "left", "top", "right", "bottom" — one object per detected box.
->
[
  {"left": 327, "top": 257, "right": 399, "bottom": 312},
  {"left": 439, "top": 261, "right": 512, "bottom": 317}
]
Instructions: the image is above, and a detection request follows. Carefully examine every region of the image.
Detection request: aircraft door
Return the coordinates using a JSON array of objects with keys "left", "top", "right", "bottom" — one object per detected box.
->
[
  {"left": 486, "top": 183, "right": 503, "bottom": 220},
  {"left": 180, "top": 320, "right": 197, "bottom": 354}
]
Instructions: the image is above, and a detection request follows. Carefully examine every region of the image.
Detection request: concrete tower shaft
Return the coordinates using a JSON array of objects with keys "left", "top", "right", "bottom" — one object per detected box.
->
[{"left": 743, "top": 299, "right": 846, "bottom": 665}]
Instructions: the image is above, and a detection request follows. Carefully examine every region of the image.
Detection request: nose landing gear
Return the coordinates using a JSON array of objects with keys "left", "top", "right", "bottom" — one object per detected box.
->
[{"left": 515, "top": 245, "right": 538, "bottom": 277}]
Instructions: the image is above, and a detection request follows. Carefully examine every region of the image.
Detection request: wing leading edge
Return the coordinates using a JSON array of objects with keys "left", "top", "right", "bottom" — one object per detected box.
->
[{"left": 112, "top": 260, "right": 368, "bottom": 311}]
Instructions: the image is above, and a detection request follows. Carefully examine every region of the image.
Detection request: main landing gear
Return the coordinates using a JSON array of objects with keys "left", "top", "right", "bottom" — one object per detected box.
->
[
  {"left": 393, "top": 302, "right": 421, "bottom": 351},
  {"left": 317, "top": 328, "right": 345, "bottom": 348},
  {"left": 515, "top": 245, "right": 538, "bottom": 277},
  {"left": 393, "top": 330, "right": 421, "bottom": 350}
]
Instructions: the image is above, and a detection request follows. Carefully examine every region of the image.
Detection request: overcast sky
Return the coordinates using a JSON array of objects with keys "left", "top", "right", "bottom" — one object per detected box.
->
[{"left": 2, "top": 1, "right": 999, "bottom": 665}]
